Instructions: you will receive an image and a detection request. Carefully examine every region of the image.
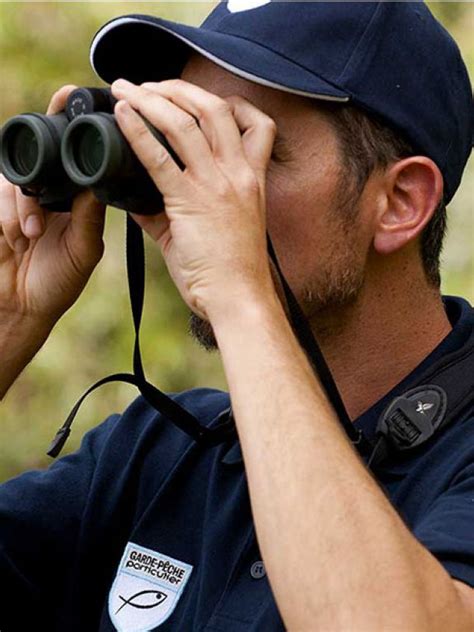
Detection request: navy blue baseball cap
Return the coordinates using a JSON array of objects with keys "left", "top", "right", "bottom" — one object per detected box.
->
[{"left": 90, "top": 1, "right": 473, "bottom": 203}]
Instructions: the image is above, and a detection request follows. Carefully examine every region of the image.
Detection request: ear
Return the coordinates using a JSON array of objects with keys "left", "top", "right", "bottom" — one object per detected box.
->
[{"left": 373, "top": 157, "right": 443, "bottom": 255}]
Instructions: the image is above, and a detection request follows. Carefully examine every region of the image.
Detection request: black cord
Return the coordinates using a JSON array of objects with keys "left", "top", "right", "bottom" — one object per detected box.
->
[
  {"left": 366, "top": 435, "right": 385, "bottom": 469},
  {"left": 47, "top": 217, "right": 371, "bottom": 458},
  {"left": 47, "top": 215, "right": 236, "bottom": 458},
  {"left": 266, "top": 234, "right": 369, "bottom": 449}
]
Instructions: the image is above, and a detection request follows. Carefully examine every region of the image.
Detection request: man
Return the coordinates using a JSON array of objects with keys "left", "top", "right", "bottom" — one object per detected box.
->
[{"left": 0, "top": 2, "right": 473, "bottom": 630}]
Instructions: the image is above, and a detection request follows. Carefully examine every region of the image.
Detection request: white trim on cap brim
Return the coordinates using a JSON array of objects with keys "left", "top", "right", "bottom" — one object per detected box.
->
[{"left": 90, "top": 17, "right": 350, "bottom": 103}]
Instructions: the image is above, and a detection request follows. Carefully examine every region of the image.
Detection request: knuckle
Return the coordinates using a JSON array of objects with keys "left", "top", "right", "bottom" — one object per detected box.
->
[
  {"left": 140, "top": 82, "right": 158, "bottom": 91},
  {"left": 240, "top": 171, "right": 260, "bottom": 195},
  {"left": 256, "top": 112, "right": 277, "bottom": 134},
  {"left": 212, "top": 99, "right": 232, "bottom": 118},
  {"left": 134, "top": 123, "right": 151, "bottom": 143},
  {"left": 177, "top": 114, "right": 198, "bottom": 135},
  {"left": 150, "top": 149, "right": 171, "bottom": 172},
  {"left": 211, "top": 176, "right": 232, "bottom": 199},
  {"left": 163, "top": 79, "right": 182, "bottom": 89},
  {"left": 225, "top": 94, "right": 245, "bottom": 105},
  {"left": 263, "top": 116, "right": 277, "bottom": 135}
]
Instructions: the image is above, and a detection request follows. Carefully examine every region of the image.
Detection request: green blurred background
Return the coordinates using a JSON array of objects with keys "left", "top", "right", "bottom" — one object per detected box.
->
[{"left": 0, "top": 2, "right": 472, "bottom": 481}]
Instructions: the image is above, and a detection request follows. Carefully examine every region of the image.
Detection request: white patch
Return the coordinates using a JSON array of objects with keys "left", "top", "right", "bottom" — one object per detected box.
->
[
  {"left": 109, "top": 542, "right": 193, "bottom": 631},
  {"left": 227, "top": 0, "right": 271, "bottom": 13}
]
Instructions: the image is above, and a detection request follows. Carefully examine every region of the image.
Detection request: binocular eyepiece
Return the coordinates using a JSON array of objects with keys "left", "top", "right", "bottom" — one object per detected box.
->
[{"left": 0, "top": 87, "right": 179, "bottom": 214}]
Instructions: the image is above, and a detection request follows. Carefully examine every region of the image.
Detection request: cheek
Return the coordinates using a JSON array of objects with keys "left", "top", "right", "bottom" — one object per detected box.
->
[{"left": 264, "top": 164, "right": 341, "bottom": 286}]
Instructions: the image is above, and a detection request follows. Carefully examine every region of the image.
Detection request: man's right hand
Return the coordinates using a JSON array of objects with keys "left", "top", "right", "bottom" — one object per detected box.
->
[{"left": 0, "top": 85, "right": 106, "bottom": 398}]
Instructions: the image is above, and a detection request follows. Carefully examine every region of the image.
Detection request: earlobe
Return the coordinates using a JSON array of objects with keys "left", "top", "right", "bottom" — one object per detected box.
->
[{"left": 373, "top": 157, "right": 443, "bottom": 256}]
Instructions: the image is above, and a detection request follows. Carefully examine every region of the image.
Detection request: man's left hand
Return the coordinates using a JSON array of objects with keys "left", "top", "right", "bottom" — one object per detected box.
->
[{"left": 111, "top": 78, "right": 277, "bottom": 321}]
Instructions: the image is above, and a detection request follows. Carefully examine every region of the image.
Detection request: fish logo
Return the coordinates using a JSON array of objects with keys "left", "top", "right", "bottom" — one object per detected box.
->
[
  {"left": 109, "top": 542, "right": 193, "bottom": 631},
  {"left": 115, "top": 589, "right": 168, "bottom": 614},
  {"left": 416, "top": 401, "right": 434, "bottom": 414}
]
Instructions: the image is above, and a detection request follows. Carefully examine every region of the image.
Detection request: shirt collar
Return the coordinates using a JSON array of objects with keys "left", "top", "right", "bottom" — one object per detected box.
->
[
  {"left": 353, "top": 295, "right": 473, "bottom": 442},
  {"left": 221, "top": 440, "right": 243, "bottom": 465},
  {"left": 213, "top": 407, "right": 243, "bottom": 465}
]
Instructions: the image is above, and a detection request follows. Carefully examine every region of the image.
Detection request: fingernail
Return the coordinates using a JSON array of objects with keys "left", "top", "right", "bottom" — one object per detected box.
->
[
  {"left": 112, "top": 78, "right": 133, "bottom": 91},
  {"left": 14, "top": 236, "right": 29, "bottom": 253},
  {"left": 25, "top": 215, "right": 43, "bottom": 238}
]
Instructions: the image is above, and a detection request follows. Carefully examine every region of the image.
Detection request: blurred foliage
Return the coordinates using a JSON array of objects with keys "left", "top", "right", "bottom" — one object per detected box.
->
[{"left": 0, "top": 2, "right": 472, "bottom": 480}]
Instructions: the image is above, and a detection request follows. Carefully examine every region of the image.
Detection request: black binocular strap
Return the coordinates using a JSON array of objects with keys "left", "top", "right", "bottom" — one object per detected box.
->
[
  {"left": 47, "top": 215, "right": 236, "bottom": 458},
  {"left": 48, "top": 215, "right": 364, "bottom": 458},
  {"left": 265, "top": 236, "right": 366, "bottom": 448}
]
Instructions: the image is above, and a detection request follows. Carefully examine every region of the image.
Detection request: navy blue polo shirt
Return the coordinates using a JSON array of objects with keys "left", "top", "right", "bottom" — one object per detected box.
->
[{"left": 1, "top": 296, "right": 473, "bottom": 632}]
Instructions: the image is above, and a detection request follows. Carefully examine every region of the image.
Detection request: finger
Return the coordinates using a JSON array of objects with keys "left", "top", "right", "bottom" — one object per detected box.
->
[
  {"left": 46, "top": 84, "right": 78, "bottom": 115},
  {"left": 225, "top": 95, "right": 277, "bottom": 180},
  {"left": 14, "top": 185, "right": 45, "bottom": 240},
  {"left": 140, "top": 79, "right": 246, "bottom": 169},
  {"left": 111, "top": 80, "right": 214, "bottom": 174},
  {"left": 66, "top": 189, "right": 106, "bottom": 270},
  {"left": 0, "top": 176, "right": 28, "bottom": 253},
  {"left": 113, "top": 99, "right": 184, "bottom": 199},
  {"left": 129, "top": 211, "right": 170, "bottom": 248}
]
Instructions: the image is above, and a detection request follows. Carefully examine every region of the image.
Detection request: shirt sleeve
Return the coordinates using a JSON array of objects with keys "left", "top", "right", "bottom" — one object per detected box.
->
[
  {"left": 413, "top": 459, "right": 474, "bottom": 588},
  {"left": 0, "top": 413, "right": 119, "bottom": 630}
]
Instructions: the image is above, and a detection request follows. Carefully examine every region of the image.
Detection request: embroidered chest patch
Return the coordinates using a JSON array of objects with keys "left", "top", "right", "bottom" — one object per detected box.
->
[{"left": 109, "top": 542, "right": 193, "bottom": 631}]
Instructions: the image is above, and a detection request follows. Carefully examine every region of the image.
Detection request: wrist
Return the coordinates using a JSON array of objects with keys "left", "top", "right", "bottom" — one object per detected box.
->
[
  {"left": 209, "top": 282, "right": 289, "bottom": 345},
  {"left": 0, "top": 310, "right": 55, "bottom": 342},
  {"left": 0, "top": 312, "right": 55, "bottom": 400}
]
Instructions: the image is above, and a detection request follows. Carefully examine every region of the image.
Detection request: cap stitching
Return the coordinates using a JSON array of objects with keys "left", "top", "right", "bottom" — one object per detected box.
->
[{"left": 336, "top": 1, "right": 382, "bottom": 85}]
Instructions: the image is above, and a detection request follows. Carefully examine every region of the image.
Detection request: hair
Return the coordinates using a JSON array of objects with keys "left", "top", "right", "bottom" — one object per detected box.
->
[{"left": 322, "top": 103, "right": 447, "bottom": 288}]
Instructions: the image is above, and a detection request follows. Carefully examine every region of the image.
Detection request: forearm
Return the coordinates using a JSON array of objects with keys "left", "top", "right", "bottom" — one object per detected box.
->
[
  {"left": 211, "top": 293, "right": 470, "bottom": 631},
  {"left": 0, "top": 313, "right": 52, "bottom": 400}
]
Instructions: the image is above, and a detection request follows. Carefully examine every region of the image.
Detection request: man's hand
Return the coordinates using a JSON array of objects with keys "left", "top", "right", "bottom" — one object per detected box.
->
[
  {"left": 111, "top": 78, "right": 277, "bottom": 321},
  {"left": 0, "top": 85, "right": 106, "bottom": 399},
  {"left": 0, "top": 85, "right": 106, "bottom": 324}
]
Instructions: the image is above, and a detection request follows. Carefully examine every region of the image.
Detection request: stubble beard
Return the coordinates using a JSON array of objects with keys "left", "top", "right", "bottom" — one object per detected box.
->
[
  {"left": 188, "top": 312, "right": 219, "bottom": 351},
  {"left": 188, "top": 187, "right": 365, "bottom": 352},
  {"left": 188, "top": 228, "right": 364, "bottom": 352}
]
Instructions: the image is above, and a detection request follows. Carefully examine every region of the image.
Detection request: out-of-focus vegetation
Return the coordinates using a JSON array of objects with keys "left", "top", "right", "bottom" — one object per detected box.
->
[{"left": 0, "top": 3, "right": 472, "bottom": 481}]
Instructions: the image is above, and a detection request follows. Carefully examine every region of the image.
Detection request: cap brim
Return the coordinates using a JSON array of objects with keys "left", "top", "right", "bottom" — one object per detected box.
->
[{"left": 90, "top": 14, "right": 349, "bottom": 102}]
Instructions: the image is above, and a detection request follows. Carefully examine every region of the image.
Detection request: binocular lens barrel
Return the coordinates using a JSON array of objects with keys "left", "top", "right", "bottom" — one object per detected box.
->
[
  {"left": 8, "top": 125, "right": 39, "bottom": 177},
  {"left": 71, "top": 125, "right": 105, "bottom": 178},
  {"left": 0, "top": 88, "right": 173, "bottom": 214},
  {"left": 0, "top": 118, "right": 46, "bottom": 184},
  {"left": 61, "top": 113, "right": 130, "bottom": 187},
  {"left": 0, "top": 113, "right": 69, "bottom": 188}
]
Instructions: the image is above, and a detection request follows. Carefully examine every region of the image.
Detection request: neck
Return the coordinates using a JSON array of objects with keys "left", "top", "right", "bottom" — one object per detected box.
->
[{"left": 308, "top": 267, "right": 452, "bottom": 421}]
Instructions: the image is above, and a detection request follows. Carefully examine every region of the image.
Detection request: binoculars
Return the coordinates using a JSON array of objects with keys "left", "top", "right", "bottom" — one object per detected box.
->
[{"left": 0, "top": 87, "right": 179, "bottom": 214}]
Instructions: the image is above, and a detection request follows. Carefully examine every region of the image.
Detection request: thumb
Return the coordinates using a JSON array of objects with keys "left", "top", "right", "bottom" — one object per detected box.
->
[{"left": 66, "top": 189, "right": 106, "bottom": 270}]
